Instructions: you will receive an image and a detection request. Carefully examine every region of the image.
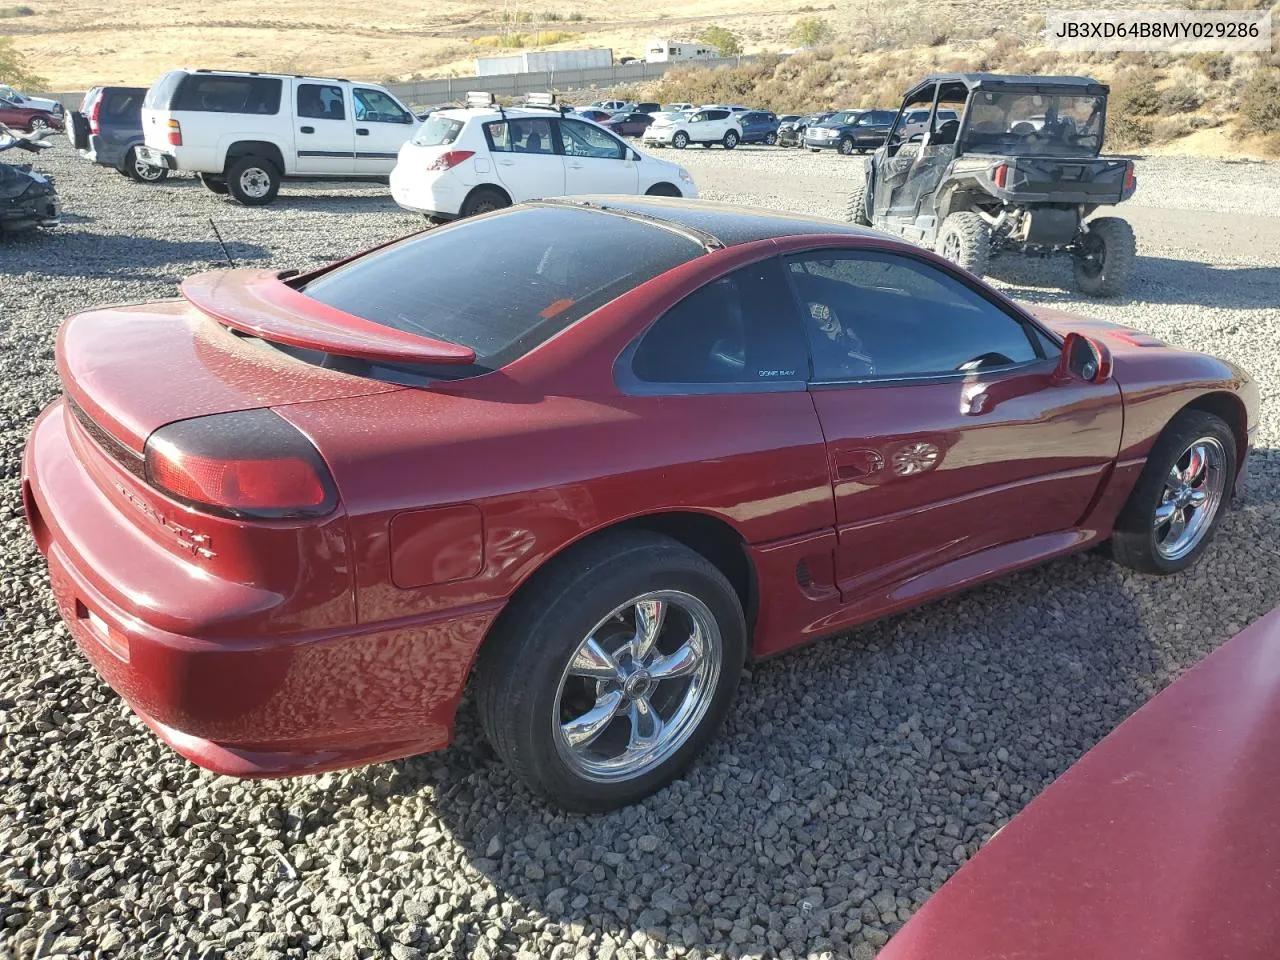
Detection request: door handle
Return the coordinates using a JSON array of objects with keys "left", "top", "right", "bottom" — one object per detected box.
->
[
  {"left": 834, "top": 449, "right": 885, "bottom": 480},
  {"left": 356, "top": 128, "right": 369, "bottom": 136},
  {"left": 497, "top": 159, "right": 515, "bottom": 166},
  {"left": 568, "top": 162, "right": 583, "bottom": 169},
  {"left": 300, "top": 126, "right": 314, "bottom": 134}
]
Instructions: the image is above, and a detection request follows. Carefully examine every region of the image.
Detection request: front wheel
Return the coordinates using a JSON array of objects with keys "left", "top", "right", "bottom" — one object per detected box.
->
[
  {"left": 935, "top": 211, "right": 991, "bottom": 277},
  {"left": 838, "top": 138, "right": 855, "bottom": 156},
  {"left": 722, "top": 131, "right": 738, "bottom": 150},
  {"left": 1072, "top": 216, "right": 1136, "bottom": 297},
  {"left": 225, "top": 155, "right": 280, "bottom": 205},
  {"left": 123, "top": 147, "right": 168, "bottom": 183},
  {"left": 475, "top": 532, "right": 746, "bottom": 811},
  {"left": 28, "top": 117, "right": 49, "bottom": 133},
  {"left": 1108, "top": 410, "right": 1236, "bottom": 574},
  {"left": 672, "top": 131, "right": 689, "bottom": 149}
]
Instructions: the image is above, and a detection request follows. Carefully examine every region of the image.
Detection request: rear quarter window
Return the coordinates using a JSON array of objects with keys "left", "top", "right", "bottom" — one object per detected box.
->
[
  {"left": 143, "top": 71, "right": 185, "bottom": 110},
  {"left": 171, "top": 75, "right": 282, "bottom": 114}
]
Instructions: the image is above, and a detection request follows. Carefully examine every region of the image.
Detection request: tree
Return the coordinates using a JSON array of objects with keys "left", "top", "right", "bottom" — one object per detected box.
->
[
  {"left": 699, "top": 25, "right": 742, "bottom": 57},
  {"left": 0, "top": 37, "right": 45, "bottom": 90},
  {"left": 791, "top": 16, "right": 833, "bottom": 48}
]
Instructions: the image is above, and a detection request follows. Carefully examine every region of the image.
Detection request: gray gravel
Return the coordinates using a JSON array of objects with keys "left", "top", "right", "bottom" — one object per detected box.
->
[{"left": 2, "top": 144, "right": 1280, "bottom": 960}]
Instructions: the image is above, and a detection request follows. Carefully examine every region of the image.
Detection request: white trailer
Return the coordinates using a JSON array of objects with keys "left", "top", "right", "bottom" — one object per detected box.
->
[
  {"left": 475, "top": 48, "right": 614, "bottom": 76},
  {"left": 644, "top": 39, "right": 717, "bottom": 63}
]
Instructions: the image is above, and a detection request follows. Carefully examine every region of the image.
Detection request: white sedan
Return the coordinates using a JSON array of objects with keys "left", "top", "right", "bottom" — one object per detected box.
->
[{"left": 390, "top": 96, "right": 697, "bottom": 220}]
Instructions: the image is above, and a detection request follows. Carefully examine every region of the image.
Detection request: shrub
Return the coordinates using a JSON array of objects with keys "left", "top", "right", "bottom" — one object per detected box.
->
[
  {"left": 542, "top": 11, "right": 561, "bottom": 21},
  {"left": 699, "top": 25, "right": 742, "bottom": 57},
  {"left": 0, "top": 36, "right": 45, "bottom": 88},
  {"left": 1110, "top": 73, "right": 1162, "bottom": 117},
  {"left": 1151, "top": 115, "right": 1193, "bottom": 141},
  {"left": 1238, "top": 64, "right": 1280, "bottom": 135},
  {"left": 791, "top": 16, "right": 833, "bottom": 48},
  {"left": 1159, "top": 81, "right": 1204, "bottom": 112},
  {"left": 1189, "top": 51, "right": 1232, "bottom": 80},
  {"left": 0, "top": 6, "right": 35, "bottom": 16}
]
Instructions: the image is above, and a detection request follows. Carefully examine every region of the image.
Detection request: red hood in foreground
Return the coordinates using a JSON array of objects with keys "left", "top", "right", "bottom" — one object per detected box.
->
[{"left": 879, "top": 607, "right": 1280, "bottom": 960}]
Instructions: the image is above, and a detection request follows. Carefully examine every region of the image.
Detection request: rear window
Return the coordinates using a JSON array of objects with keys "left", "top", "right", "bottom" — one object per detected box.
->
[
  {"left": 170, "top": 75, "right": 282, "bottom": 114},
  {"left": 143, "top": 71, "right": 185, "bottom": 110},
  {"left": 301, "top": 205, "right": 703, "bottom": 371},
  {"left": 412, "top": 114, "right": 464, "bottom": 146},
  {"left": 102, "top": 89, "right": 144, "bottom": 119}
]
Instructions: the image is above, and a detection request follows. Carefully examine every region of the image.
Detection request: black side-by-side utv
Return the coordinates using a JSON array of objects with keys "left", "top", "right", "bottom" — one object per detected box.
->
[{"left": 847, "top": 73, "right": 1138, "bottom": 296}]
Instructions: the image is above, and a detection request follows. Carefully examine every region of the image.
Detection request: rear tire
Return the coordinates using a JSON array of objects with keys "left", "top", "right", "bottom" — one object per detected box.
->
[
  {"left": 765, "top": 132, "right": 777, "bottom": 145},
  {"left": 28, "top": 117, "right": 49, "bottom": 133},
  {"left": 1073, "top": 216, "right": 1136, "bottom": 298},
  {"left": 722, "top": 131, "right": 738, "bottom": 150},
  {"left": 123, "top": 147, "right": 168, "bottom": 184},
  {"left": 845, "top": 179, "right": 871, "bottom": 226},
  {"left": 198, "top": 173, "right": 229, "bottom": 195},
  {"left": 935, "top": 212, "right": 991, "bottom": 277},
  {"left": 459, "top": 186, "right": 510, "bottom": 218},
  {"left": 1108, "top": 410, "right": 1236, "bottom": 575},
  {"left": 672, "top": 131, "right": 689, "bottom": 149},
  {"left": 475, "top": 532, "right": 746, "bottom": 811},
  {"left": 225, "top": 155, "right": 280, "bottom": 206}
]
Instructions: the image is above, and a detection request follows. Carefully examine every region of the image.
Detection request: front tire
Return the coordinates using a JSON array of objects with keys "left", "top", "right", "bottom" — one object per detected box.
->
[
  {"left": 476, "top": 532, "right": 746, "bottom": 811},
  {"left": 645, "top": 182, "right": 682, "bottom": 197},
  {"left": 225, "top": 155, "right": 280, "bottom": 206},
  {"left": 838, "top": 137, "right": 855, "bottom": 156},
  {"left": 123, "top": 147, "right": 168, "bottom": 183},
  {"left": 1109, "top": 410, "right": 1236, "bottom": 574},
  {"left": 1073, "top": 216, "right": 1136, "bottom": 298},
  {"left": 935, "top": 212, "right": 991, "bottom": 277},
  {"left": 28, "top": 117, "right": 49, "bottom": 133}
]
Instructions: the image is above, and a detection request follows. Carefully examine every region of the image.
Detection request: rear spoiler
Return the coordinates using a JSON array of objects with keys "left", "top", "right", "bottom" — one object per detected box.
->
[{"left": 180, "top": 269, "right": 477, "bottom": 365}]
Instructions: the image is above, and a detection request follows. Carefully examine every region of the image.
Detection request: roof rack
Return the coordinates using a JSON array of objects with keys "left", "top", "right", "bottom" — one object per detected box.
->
[
  {"left": 521, "top": 92, "right": 574, "bottom": 116},
  {"left": 192, "top": 68, "right": 350, "bottom": 82}
]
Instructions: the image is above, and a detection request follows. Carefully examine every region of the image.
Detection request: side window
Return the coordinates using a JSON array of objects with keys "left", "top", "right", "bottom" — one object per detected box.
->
[
  {"left": 485, "top": 118, "right": 555, "bottom": 154},
  {"left": 709, "top": 110, "right": 730, "bottom": 121},
  {"left": 629, "top": 259, "right": 807, "bottom": 388},
  {"left": 297, "top": 84, "right": 346, "bottom": 121},
  {"left": 559, "top": 119, "right": 624, "bottom": 160},
  {"left": 689, "top": 112, "right": 707, "bottom": 123},
  {"left": 172, "top": 76, "right": 281, "bottom": 114},
  {"left": 353, "top": 88, "right": 412, "bottom": 124},
  {"left": 785, "top": 251, "right": 1042, "bottom": 381}
]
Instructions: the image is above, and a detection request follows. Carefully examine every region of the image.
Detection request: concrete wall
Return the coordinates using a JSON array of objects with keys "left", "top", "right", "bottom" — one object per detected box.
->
[{"left": 43, "top": 53, "right": 768, "bottom": 111}]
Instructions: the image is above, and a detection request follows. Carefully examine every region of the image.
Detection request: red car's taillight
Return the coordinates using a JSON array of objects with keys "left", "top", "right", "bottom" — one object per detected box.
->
[
  {"left": 144, "top": 410, "right": 337, "bottom": 520},
  {"left": 992, "top": 163, "right": 1009, "bottom": 189},
  {"left": 167, "top": 118, "right": 183, "bottom": 146},
  {"left": 1124, "top": 161, "right": 1136, "bottom": 192},
  {"left": 428, "top": 150, "right": 475, "bottom": 171},
  {"left": 88, "top": 95, "right": 102, "bottom": 135}
]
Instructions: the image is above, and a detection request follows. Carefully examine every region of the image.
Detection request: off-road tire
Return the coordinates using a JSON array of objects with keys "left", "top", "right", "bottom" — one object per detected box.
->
[
  {"left": 225, "top": 155, "right": 280, "bottom": 206},
  {"left": 123, "top": 147, "right": 168, "bottom": 184},
  {"left": 935, "top": 212, "right": 991, "bottom": 277},
  {"left": 1073, "top": 216, "right": 1136, "bottom": 298},
  {"left": 838, "top": 138, "right": 855, "bottom": 156},
  {"left": 459, "top": 186, "right": 510, "bottom": 218},
  {"left": 672, "top": 131, "right": 689, "bottom": 149},
  {"left": 475, "top": 531, "right": 746, "bottom": 811},
  {"left": 845, "top": 179, "right": 871, "bottom": 225},
  {"left": 198, "top": 173, "right": 230, "bottom": 195},
  {"left": 1108, "top": 410, "right": 1236, "bottom": 575},
  {"left": 722, "top": 131, "right": 738, "bottom": 150}
]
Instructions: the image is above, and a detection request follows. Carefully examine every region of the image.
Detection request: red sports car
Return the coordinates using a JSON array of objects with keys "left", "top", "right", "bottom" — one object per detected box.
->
[{"left": 22, "top": 198, "right": 1257, "bottom": 810}]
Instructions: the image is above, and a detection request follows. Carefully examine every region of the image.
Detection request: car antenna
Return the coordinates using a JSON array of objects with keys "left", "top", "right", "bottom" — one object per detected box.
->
[{"left": 208, "top": 217, "right": 236, "bottom": 269}]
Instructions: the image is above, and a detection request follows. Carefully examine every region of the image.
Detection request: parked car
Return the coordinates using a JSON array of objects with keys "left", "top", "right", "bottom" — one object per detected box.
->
[
  {"left": 0, "top": 122, "right": 60, "bottom": 235},
  {"left": 573, "top": 108, "right": 614, "bottom": 123},
  {"left": 603, "top": 111, "right": 655, "bottom": 138},
  {"left": 738, "top": 111, "right": 780, "bottom": 145},
  {"left": 777, "top": 111, "right": 832, "bottom": 147},
  {"left": 591, "top": 99, "right": 630, "bottom": 112},
  {"left": 390, "top": 95, "right": 696, "bottom": 220},
  {"left": 702, "top": 103, "right": 750, "bottom": 114},
  {"left": 67, "top": 86, "right": 168, "bottom": 183},
  {"left": 642, "top": 107, "right": 742, "bottom": 149},
  {"left": 0, "top": 85, "right": 65, "bottom": 118},
  {"left": 805, "top": 108, "right": 897, "bottom": 155},
  {"left": 879, "top": 601, "right": 1280, "bottom": 960},
  {"left": 633, "top": 102, "right": 661, "bottom": 114},
  {"left": 0, "top": 94, "right": 64, "bottom": 134},
  {"left": 137, "top": 69, "right": 420, "bottom": 205},
  {"left": 848, "top": 74, "right": 1137, "bottom": 295},
  {"left": 662, "top": 102, "right": 695, "bottom": 113},
  {"left": 23, "top": 196, "right": 1257, "bottom": 810}
]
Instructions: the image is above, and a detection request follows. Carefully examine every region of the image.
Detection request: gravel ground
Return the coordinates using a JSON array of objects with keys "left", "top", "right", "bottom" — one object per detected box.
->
[{"left": 2, "top": 144, "right": 1279, "bottom": 960}]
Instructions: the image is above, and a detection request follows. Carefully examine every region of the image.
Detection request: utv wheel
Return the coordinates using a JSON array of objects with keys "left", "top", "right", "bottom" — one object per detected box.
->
[
  {"left": 838, "top": 138, "right": 855, "bottom": 156},
  {"left": 1073, "top": 216, "right": 1136, "bottom": 298},
  {"left": 459, "top": 186, "right": 510, "bottom": 218},
  {"left": 936, "top": 212, "right": 991, "bottom": 277},
  {"left": 475, "top": 531, "right": 746, "bottom": 811},
  {"left": 672, "top": 131, "right": 689, "bottom": 149},
  {"left": 198, "top": 173, "right": 230, "bottom": 195},
  {"left": 1109, "top": 410, "right": 1236, "bottom": 575},
  {"left": 722, "top": 131, "right": 738, "bottom": 150},
  {"left": 845, "top": 179, "right": 871, "bottom": 226},
  {"left": 124, "top": 147, "right": 168, "bottom": 183},
  {"left": 765, "top": 132, "right": 777, "bottom": 146},
  {"left": 226, "top": 155, "right": 280, "bottom": 206}
]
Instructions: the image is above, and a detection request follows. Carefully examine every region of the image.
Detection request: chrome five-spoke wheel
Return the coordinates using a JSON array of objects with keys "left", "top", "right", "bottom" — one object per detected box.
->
[
  {"left": 1154, "top": 437, "right": 1226, "bottom": 561},
  {"left": 554, "top": 592, "right": 721, "bottom": 783}
]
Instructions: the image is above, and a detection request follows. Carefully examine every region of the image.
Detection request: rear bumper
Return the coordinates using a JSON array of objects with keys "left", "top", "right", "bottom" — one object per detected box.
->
[
  {"left": 22, "top": 399, "right": 501, "bottom": 777},
  {"left": 85, "top": 135, "right": 128, "bottom": 168},
  {"left": 389, "top": 166, "right": 464, "bottom": 217},
  {"left": 135, "top": 146, "right": 177, "bottom": 170}
]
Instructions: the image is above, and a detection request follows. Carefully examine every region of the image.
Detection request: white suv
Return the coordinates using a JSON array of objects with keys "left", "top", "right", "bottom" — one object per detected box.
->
[
  {"left": 641, "top": 108, "right": 742, "bottom": 150},
  {"left": 389, "top": 94, "right": 697, "bottom": 220},
  {"left": 138, "top": 69, "right": 420, "bottom": 205}
]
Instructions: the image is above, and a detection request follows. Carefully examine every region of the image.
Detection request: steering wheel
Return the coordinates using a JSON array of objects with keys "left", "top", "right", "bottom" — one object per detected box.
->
[{"left": 957, "top": 352, "right": 1014, "bottom": 371}]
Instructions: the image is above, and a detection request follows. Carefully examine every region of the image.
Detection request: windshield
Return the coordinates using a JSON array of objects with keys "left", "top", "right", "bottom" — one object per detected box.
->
[
  {"left": 301, "top": 206, "right": 703, "bottom": 371},
  {"left": 412, "top": 114, "right": 464, "bottom": 146},
  {"left": 962, "top": 90, "right": 1105, "bottom": 157},
  {"left": 825, "top": 111, "right": 860, "bottom": 125}
]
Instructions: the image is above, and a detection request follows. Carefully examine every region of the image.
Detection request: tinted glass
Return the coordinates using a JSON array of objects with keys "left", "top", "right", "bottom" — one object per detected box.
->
[
  {"left": 143, "top": 71, "right": 185, "bottom": 109},
  {"left": 297, "top": 84, "right": 345, "bottom": 121},
  {"left": 412, "top": 115, "right": 463, "bottom": 145},
  {"left": 354, "top": 88, "right": 411, "bottom": 123},
  {"left": 172, "top": 75, "right": 282, "bottom": 114},
  {"left": 786, "top": 252, "right": 1040, "bottom": 380},
  {"left": 631, "top": 259, "right": 806, "bottom": 386},
  {"left": 559, "top": 119, "right": 624, "bottom": 159},
  {"left": 302, "top": 207, "right": 702, "bottom": 368},
  {"left": 485, "top": 118, "right": 555, "bottom": 154},
  {"left": 102, "top": 89, "right": 143, "bottom": 119}
]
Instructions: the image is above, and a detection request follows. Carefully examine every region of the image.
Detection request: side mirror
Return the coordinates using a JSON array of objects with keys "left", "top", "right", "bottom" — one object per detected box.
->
[{"left": 1053, "top": 332, "right": 1113, "bottom": 385}]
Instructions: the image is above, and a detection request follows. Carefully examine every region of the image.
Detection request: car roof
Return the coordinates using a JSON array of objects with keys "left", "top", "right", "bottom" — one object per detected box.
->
[
  {"left": 911, "top": 73, "right": 1109, "bottom": 95},
  {"left": 539, "top": 197, "right": 881, "bottom": 248}
]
